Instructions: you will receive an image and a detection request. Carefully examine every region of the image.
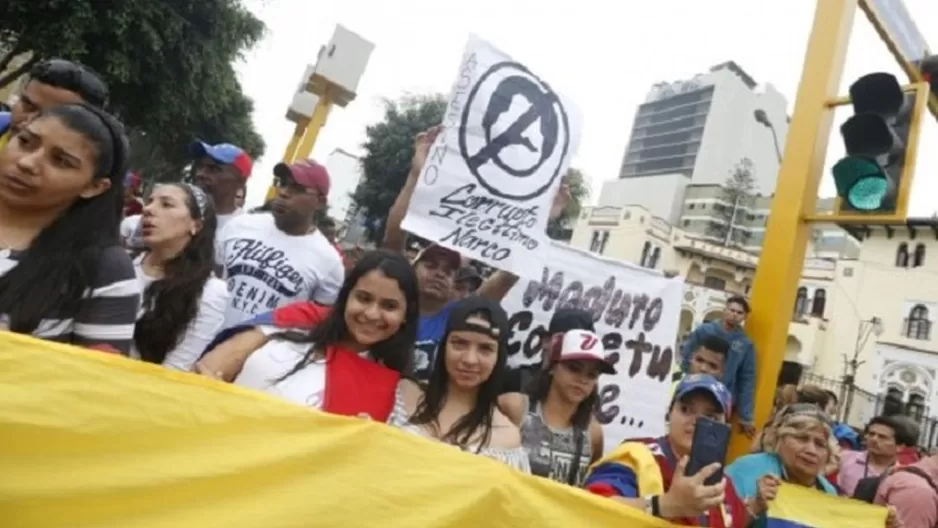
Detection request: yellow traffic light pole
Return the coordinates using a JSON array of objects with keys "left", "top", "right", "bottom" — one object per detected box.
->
[
  {"left": 726, "top": 0, "right": 858, "bottom": 461},
  {"left": 265, "top": 92, "right": 334, "bottom": 203}
]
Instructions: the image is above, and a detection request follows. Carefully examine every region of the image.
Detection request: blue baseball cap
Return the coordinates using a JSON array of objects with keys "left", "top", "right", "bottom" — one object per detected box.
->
[
  {"left": 189, "top": 140, "right": 253, "bottom": 179},
  {"left": 674, "top": 374, "right": 732, "bottom": 417}
]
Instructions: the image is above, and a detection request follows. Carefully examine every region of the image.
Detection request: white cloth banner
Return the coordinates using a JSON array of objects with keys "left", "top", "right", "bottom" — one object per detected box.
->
[
  {"left": 401, "top": 35, "right": 582, "bottom": 276},
  {"left": 501, "top": 241, "right": 683, "bottom": 450}
]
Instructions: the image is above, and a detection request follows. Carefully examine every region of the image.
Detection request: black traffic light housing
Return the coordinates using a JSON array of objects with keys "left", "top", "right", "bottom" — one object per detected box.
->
[{"left": 833, "top": 73, "right": 917, "bottom": 213}]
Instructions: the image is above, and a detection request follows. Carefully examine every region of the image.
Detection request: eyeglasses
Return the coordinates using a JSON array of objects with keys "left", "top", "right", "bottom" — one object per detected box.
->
[{"left": 34, "top": 59, "right": 109, "bottom": 107}]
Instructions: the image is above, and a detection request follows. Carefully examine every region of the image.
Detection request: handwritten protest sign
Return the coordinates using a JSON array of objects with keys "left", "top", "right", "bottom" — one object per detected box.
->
[
  {"left": 501, "top": 241, "right": 683, "bottom": 450},
  {"left": 401, "top": 35, "right": 582, "bottom": 276}
]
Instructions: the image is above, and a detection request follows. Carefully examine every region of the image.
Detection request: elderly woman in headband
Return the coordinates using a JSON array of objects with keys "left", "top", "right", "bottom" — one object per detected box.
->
[
  {"left": 727, "top": 404, "right": 901, "bottom": 527},
  {"left": 131, "top": 182, "right": 229, "bottom": 371}
]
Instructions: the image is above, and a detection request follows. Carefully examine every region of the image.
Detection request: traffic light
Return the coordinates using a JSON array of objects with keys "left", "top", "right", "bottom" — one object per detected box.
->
[{"left": 832, "top": 73, "right": 922, "bottom": 213}]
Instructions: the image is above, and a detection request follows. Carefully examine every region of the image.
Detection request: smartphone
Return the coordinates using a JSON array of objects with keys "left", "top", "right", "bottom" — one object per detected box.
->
[{"left": 685, "top": 416, "right": 731, "bottom": 486}]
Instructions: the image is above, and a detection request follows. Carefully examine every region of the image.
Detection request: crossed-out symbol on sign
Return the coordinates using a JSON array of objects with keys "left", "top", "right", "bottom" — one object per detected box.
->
[{"left": 458, "top": 61, "right": 570, "bottom": 201}]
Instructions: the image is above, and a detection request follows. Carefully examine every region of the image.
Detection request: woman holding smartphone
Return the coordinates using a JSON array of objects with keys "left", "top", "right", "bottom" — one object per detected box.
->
[{"left": 583, "top": 374, "right": 748, "bottom": 527}]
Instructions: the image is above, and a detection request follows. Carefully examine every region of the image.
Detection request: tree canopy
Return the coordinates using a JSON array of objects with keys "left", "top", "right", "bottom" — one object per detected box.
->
[
  {"left": 0, "top": 0, "right": 266, "bottom": 180},
  {"left": 352, "top": 93, "right": 590, "bottom": 243}
]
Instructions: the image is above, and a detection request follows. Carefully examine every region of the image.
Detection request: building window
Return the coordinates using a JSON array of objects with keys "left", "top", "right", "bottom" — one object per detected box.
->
[
  {"left": 884, "top": 388, "right": 904, "bottom": 416},
  {"left": 702, "top": 276, "right": 726, "bottom": 290},
  {"left": 682, "top": 220, "right": 690, "bottom": 227},
  {"left": 793, "top": 287, "right": 808, "bottom": 316},
  {"left": 649, "top": 247, "right": 661, "bottom": 268},
  {"left": 810, "top": 289, "right": 826, "bottom": 317},
  {"left": 907, "top": 393, "right": 926, "bottom": 422},
  {"left": 904, "top": 304, "right": 931, "bottom": 340},
  {"left": 913, "top": 243, "right": 926, "bottom": 268},
  {"left": 896, "top": 243, "right": 909, "bottom": 267},
  {"left": 599, "top": 231, "right": 610, "bottom": 255},
  {"left": 640, "top": 241, "right": 651, "bottom": 266},
  {"left": 589, "top": 231, "right": 600, "bottom": 252}
]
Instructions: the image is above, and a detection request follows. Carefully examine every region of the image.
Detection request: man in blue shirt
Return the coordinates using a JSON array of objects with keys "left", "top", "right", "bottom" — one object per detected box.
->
[{"left": 681, "top": 295, "right": 757, "bottom": 437}]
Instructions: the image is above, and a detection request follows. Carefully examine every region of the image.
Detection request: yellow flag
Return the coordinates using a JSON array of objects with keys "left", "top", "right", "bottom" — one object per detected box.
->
[
  {"left": 0, "top": 332, "right": 680, "bottom": 528},
  {"left": 766, "top": 482, "right": 888, "bottom": 528}
]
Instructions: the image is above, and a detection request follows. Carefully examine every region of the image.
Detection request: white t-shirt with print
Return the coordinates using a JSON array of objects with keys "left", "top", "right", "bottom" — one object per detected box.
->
[{"left": 215, "top": 212, "right": 344, "bottom": 328}]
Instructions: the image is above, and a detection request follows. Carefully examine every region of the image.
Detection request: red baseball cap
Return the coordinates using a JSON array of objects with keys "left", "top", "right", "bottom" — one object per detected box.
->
[
  {"left": 552, "top": 329, "right": 616, "bottom": 374},
  {"left": 189, "top": 141, "right": 253, "bottom": 179},
  {"left": 273, "top": 160, "right": 330, "bottom": 197},
  {"left": 412, "top": 243, "right": 461, "bottom": 270}
]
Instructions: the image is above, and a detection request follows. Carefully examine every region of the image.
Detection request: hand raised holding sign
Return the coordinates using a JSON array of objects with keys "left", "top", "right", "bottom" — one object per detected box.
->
[
  {"left": 411, "top": 125, "right": 442, "bottom": 177},
  {"left": 549, "top": 177, "right": 572, "bottom": 221}
]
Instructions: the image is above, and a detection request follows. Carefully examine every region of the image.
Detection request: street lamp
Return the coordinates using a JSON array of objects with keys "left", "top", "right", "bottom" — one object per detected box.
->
[
  {"left": 754, "top": 109, "right": 783, "bottom": 163},
  {"left": 840, "top": 316, "right": 884, "bottom": 420}
]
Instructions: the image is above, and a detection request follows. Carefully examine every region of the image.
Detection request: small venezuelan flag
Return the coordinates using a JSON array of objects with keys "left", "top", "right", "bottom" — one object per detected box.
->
[{"left": 767, "top": 482, "right": 888, "bottom": 528}]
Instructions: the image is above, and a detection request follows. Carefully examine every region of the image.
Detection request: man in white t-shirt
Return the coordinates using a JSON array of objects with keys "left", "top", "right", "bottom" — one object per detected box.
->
[
  {"left": 215, "top": 159, "right": 343, "bottom": 328},
  {"left": 122, "top": 141, "right": 253, "bottom": 249}
]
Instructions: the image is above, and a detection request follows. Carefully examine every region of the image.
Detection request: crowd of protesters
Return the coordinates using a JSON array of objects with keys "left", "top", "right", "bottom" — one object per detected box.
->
[{"left": 0, "top": 58, "right": 932, "bottom": 527}]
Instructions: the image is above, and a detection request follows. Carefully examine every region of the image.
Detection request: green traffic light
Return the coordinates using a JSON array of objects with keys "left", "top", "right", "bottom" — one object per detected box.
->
[{"left": 832, "top": 156, "right": 889, "bottom": 210}]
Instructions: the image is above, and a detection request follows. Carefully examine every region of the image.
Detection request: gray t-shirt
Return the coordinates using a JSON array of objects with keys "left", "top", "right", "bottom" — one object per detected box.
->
[{"left": 520, "top": 397, "right": 591, "bottom": 486}]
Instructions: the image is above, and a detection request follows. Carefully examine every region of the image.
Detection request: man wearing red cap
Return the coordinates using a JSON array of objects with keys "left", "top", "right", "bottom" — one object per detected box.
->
[{"left": 214, "top": 158, "right": 344, "bottom": 329}]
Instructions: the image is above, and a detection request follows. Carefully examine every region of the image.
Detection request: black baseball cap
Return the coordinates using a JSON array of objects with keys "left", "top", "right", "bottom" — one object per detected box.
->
[{"left": 548, "top": 308, "right": 595, "bottom": 334}]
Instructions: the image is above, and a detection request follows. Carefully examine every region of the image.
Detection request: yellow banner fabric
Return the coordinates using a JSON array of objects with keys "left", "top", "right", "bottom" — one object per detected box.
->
[{"left": 0, "top": 332, "right": 680, "bottom": 528}]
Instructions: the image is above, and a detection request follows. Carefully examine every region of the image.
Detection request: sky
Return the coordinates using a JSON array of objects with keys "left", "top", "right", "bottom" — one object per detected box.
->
[{"left": 235, "top": 0, "right": 938, "bottom": 216}]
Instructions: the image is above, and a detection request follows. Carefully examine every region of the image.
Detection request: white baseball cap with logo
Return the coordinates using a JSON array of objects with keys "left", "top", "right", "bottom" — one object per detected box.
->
[{"left": 553, "top": 329, "right": 617, "bottom": 374}]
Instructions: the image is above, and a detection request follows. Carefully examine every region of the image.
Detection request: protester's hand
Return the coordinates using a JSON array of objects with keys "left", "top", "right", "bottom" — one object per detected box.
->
[
  {"left": 658, "top": 456, "right": 725, "bottom": 519},
  {"left": 885, "top": 505, "right": 903, "bottom": 528},
  {"left": 410, "top": 125, "right": 442, "bottom": 177},
  {"left": 753, "top": 474, "right": 781, "bottom": 516},
  {"left": 740, "top": 421, "right": 757, "bottom": 438},
  {"left": 193, "top": 360, "right": 225, "bottom": 381},
  {"left": 549, "top": 177, "right": 572, "bottom": 220}
]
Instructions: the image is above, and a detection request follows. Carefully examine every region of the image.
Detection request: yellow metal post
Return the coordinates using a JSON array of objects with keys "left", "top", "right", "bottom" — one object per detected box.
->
[
  {"left": 726, "top": 0, "right": 858, "bottom": 462},
  {"left": 267, "top": 123, "right": 308, "bottom": 202},
  {"left": 283, "top": 122, "right": 307, "bottom": 164},
  {"left": 293, "top": 92, "right": 333, "bottom": 162}
]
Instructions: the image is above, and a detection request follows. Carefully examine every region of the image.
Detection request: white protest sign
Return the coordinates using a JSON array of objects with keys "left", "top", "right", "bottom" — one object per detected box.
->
[
  {"left": 401, "top": 35, "right": 582, "bottom": 276},
  {"left": 501, "top": 241, "right": 683, "bottom": 450}
]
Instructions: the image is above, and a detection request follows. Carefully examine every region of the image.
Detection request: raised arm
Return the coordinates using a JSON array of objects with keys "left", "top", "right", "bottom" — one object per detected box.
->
[{"left": 383, "top": 126, "right": 441, "bottom": 252}]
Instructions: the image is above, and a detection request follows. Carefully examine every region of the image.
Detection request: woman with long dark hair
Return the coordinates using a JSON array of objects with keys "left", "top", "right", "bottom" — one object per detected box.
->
[
  {"left": 392, "top": 296, "right": 530, "bottom": 472},
  {"left": 195, "top": 250, "right": 419, "bottom": 422},
  {"left": 498, "top": 329, "right": 611, "bottom": 485},
  {"left": 0, "top": 103, "right": 139, "bottom": 352},
  {"left": 132, "top": 182, "right": 227, "bottom": 370}
]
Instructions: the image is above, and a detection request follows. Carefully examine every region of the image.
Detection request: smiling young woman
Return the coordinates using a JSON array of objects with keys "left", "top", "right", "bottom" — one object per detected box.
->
[{"left": 195, "top": 250, "right": 421, "bottom": 422}]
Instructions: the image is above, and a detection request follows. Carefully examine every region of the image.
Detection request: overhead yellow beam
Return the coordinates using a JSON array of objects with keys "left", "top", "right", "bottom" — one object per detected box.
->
[{"left": 727, "top": 0, "right": 858, "bottom": 462}]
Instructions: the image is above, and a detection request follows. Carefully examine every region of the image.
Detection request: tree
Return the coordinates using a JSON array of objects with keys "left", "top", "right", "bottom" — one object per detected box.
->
[
  {"left": 352, "top": 93, "right": 591, "bottom": 243},
  {"left": 707, "top": 158, "right": 756, "bottom": 248},
  {"left": 352, "top": 94, "right": 448, "bottom": 242},
  {"left": 0, "top": 0, "right": 266, "bottom": 178}
]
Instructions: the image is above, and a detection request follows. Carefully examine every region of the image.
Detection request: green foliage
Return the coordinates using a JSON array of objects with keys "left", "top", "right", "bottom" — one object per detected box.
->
[
  {"left": 352, "top": 94, "right": 447, "bottom": 242},
  {"left": 0, "top": 0, "right": 266, "bottom": 180}
]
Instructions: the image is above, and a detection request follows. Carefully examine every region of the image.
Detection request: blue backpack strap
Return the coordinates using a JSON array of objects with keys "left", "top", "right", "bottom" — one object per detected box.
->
[{"left": 0, "top": 112, "right": 11, "bottom": 136}]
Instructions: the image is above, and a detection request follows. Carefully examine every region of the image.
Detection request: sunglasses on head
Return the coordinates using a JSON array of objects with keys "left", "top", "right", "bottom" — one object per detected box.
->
[
  {"left": 778, "top": 403, "right": 833, "bottom": 427},
  {"left": 37, "top": 59, "right": 108, "bottom": 107}
]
